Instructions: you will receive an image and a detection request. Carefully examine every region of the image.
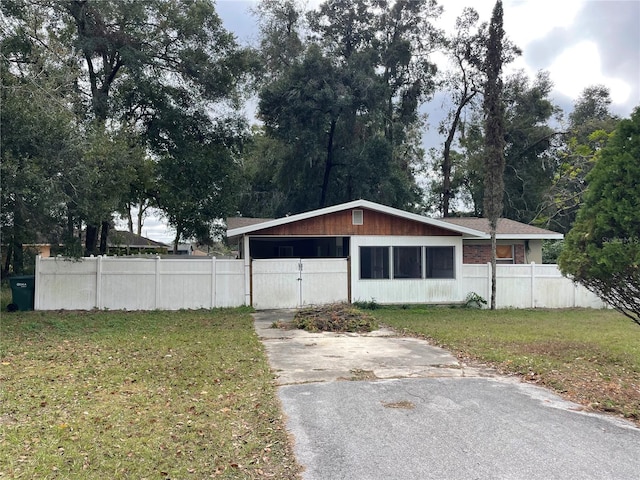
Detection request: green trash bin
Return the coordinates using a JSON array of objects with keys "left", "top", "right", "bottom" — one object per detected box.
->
[{"left": 9, "top": 275, "right": 35, "bottom": 311}]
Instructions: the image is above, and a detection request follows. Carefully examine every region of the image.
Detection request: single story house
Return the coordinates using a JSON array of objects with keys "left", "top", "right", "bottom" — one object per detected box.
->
[
  {"left": 106, "top": 231, "right": 169, "bottom": 255},
  {"left": 226, "top": 200, "right": 563, "bottom": 309}
]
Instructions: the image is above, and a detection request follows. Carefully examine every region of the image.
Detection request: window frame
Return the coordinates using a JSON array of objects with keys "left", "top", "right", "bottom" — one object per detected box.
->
[
  {"left": 393, "top": 246, "right": 423, "bottom": 279},
  {"left": 425, "top": 246, "right": 455, "bottom": 279},
  {"left": 359, "top": 246, "right": 390, "bottom": 279},
  {"left": 359, "top": 245, "right": 456, "bottom": 280}
]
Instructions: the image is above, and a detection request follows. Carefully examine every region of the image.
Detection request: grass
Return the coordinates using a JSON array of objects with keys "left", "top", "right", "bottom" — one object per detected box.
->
[
  {"left": 0, "top": 308, "right": 300, "bottom": 479},
  {"left": 372, "top": 307, "right": 640, "bottom": 423}
]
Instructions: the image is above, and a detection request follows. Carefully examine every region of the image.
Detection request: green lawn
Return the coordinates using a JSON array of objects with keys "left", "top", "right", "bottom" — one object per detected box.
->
[
  {"left": 372, "top": 307, "right": 640, "bottom": 422},
  {"left": 0, "top": 308, "right": 300, "bottom": 479}
]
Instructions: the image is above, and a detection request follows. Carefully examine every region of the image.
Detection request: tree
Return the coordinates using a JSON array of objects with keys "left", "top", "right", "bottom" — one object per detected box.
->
[
  {"left": 154, "top": 112, "right": 245, "bottom": 252},
  {"left": 543, "top": 85, "right": 619, "bottom": 233},
  {"left": 483, "top": 0, "right": 506, "bottom": 310},
  {"left": 436, "top": 7, "right": 483, "bottom": 217},
  {"left": 253, "top": 0, "right": 305, "bottom": 80},
  {"left": 253, "top": 0, "right": 439, "bottom": 216},
  {"left": 0, "top": 42, "right": 83, "bottom": 274},
  {"left": 558, "top": 107, "right": 640, "bottom": 326},
  {"left": 502, "top": 70, "right": 560, "bottom": 223},
  {"left": 2, "top": 0, "right": 250, "bottom": 255}
]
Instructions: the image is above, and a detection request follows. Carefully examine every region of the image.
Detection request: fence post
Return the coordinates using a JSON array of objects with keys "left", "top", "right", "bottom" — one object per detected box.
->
[
  {"left": 155, "top": 256, "right": 161, "bottom": 309},
  {"left": 244, "top": 235, "right": 251, "bottom": 306},
  {"left": 34, "top": 255, "right": 41, "bottom": 310},
  {"left": 211, "top": 257, "right": 217, "bottom": 309},
  {"left": 486, "top": 262, "right": 492, "bottom": 304},
  {"left": 95, "top": 256, "right": 102, "bottom": 309},
  {"left": 530, "top": 262, "right": 536, "bottom": 308}
]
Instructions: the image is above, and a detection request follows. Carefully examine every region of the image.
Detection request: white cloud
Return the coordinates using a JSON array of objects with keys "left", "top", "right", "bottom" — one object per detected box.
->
[
  {"left": 547, "top": 40, "right": 631, "bottom": 104},
  {"left": 504, "top": 0, "right": 583, "bottom": 47}
]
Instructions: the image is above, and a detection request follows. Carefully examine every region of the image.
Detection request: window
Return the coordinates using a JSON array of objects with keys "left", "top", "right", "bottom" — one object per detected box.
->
[
  {"left": 278, "top": 246, "right": 294, "bottom": 257},
  {"left": 359, "top": 246, "right": 455, "bottom": 280},
  {"left": 352, "top": 209, "right": 363, "bottom": 225},
  {"left": 496, "top": 245, "right": 514, "bottom": 264},
  {"left": 393, "top": 247, "right": 422, "bottom": 279},
  {"left": 426, "top": 247, "right": 455, "bottom": 278},
  {"left": 360, "top": 247, "right": 389, "bottom": 279}
]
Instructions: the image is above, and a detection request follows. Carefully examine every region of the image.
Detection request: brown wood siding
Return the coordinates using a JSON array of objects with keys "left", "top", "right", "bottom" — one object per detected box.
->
[{"left": 252, "top": 208, "right": 460, "bottom": 236}]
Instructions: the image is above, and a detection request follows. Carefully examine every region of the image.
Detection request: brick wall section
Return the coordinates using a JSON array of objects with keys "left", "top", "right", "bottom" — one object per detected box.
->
[{"left": 463, "top": 244, "right": 526, "bottom": 264}]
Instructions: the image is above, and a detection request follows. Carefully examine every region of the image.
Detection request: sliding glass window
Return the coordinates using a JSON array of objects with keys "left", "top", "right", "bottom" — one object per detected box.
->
[
  {"left": 425, "top": 246, "right": 455, "bottom": 278},
  {"left": 393, "top": 247, "right": 422, "bottom": 279},
  {"left": 360, "top": 247, "right": 390, "bottom": 279}
]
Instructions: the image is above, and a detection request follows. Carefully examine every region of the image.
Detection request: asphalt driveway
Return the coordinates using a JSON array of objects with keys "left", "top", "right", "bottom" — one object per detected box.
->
[{"left": 254, "top": 310, "right": 640, "bottom": 480}]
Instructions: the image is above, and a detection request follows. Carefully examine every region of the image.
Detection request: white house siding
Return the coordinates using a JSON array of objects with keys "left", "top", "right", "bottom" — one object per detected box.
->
[{"left": 350, "top": 235, "right": 465, "bottom": 304}]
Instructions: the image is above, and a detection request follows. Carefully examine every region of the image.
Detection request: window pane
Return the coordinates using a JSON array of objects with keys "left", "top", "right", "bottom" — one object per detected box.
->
[
  {"left": 393, "top": 247, "right": 422, "bottom": 279},
  {"left": 360, "top": 247, "right": 390, "bottom": 279},
  {"left": 496, "top": 245, "right": 513, "bottom": 259},
  {"left": 426, "top": 247, "right": 455, "bottom": 279}
]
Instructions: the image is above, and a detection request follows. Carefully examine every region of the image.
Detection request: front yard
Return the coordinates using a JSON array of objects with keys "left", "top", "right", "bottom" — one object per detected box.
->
[
  {"left": 2, "top": 303, "right": 639, "bottom": 479},
  {"left": 0, "top": 308, "right": 300, "bottom": 479}
]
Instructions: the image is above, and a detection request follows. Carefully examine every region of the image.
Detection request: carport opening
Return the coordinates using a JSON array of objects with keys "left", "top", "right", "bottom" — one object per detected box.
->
[{"left": 249, "top": 237, "right": 350, "bottom": 259}]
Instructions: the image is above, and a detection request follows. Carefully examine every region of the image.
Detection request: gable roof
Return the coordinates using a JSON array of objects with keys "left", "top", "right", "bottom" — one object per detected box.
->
[
  {"left": 226, "top": 200, "right": 563, "bottom": 240},
  {"left": 226, "top": 200, "right": 564, "bottom": 240},
  {"left": 440, "top": 217, "right": 563, "bottom": 240},
  {"left": 227, "top": 200, "right": 486, "bottom": 238}
]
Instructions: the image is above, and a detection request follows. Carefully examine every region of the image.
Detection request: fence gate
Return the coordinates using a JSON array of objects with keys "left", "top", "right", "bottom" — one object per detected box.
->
[{"left": 251, "top": 258, "right": 349, "bottom": 310}]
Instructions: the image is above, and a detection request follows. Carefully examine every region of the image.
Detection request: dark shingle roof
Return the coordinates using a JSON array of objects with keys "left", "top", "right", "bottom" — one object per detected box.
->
[
  {"left": 226, "top": 217, "right": 273, "bottom": 231},
  {"left": 439, "top": 217, "right": 561, "bottom": 236},
  {"left": 108, "top": 230, "right": 168, "bottom": 248}
]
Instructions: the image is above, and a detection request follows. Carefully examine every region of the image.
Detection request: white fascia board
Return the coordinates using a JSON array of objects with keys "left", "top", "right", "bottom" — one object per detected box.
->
[
  {"left": 226, "top": 199, "right": 488, "bottom": 238},
  {"left": 495, "top": 233, "right": 564, "bottom": 240}
]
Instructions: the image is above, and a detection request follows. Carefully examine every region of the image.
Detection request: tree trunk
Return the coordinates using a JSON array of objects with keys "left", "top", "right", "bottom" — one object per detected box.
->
[
  {"left": 127, "top": 203, "right": 134, "bottom": 234},
  {"left": 442, "top": 88, "right": 476, "bottom": 217},
  {"left": 490, "top": 227, "right": 497, "bottom": 309},
  {"left": 85, "top": 224, "right": 98, "bottom": 256},
  {"left": 99, "top": 221, "right": 110, "bottom": 255},
  {"left": 3, "top": 243, "right": 13, "bottom": 278},
  {"left": 320, "top": 119, "right": 337, "bottom": 208},
  {"left": 136, "top": 204, "right": 144, "bottom": 236}
]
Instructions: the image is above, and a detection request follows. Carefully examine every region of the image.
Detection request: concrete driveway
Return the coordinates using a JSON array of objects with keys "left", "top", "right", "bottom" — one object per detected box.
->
[{"left": 254, "top": 310, "right": 640, "bottom": 480}]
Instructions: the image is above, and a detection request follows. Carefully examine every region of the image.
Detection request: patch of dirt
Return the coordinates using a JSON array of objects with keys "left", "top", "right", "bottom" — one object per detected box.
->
[
  {"left": 341, "top": 368, "right": 378, "bottom": 381},
  {"left": 382, "top": 400, "right": 415, "bottom": 409}
]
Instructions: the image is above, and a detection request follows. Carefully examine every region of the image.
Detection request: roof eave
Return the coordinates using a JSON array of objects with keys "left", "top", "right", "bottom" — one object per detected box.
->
[{"left": 495, "top": 233, "right": 564, "bottom": 240}]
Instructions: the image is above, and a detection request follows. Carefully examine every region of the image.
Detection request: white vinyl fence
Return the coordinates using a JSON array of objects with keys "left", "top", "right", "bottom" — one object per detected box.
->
[
  {"left": 34, "top": 256, "right": 607, "bottom": 311},
  {"left": 461, "top": 263, "right": 607, "bottom": 309},
  {"left": 252, "top": 258, "right": 349, "bottom": 309},
  {"left": 35, "top": 256, "right": 245, "bottom": 310}
]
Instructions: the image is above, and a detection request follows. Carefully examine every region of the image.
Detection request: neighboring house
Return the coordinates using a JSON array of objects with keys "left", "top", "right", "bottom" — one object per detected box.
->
[
  {"left": 106, "top": 231, "right": 169, "bottom": 255},
  {"left": 166, "top": 242, "right": 231, "bottom": 257},
  {"left": 227, "top": 199, "right": 563, "bottom": 308}
]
